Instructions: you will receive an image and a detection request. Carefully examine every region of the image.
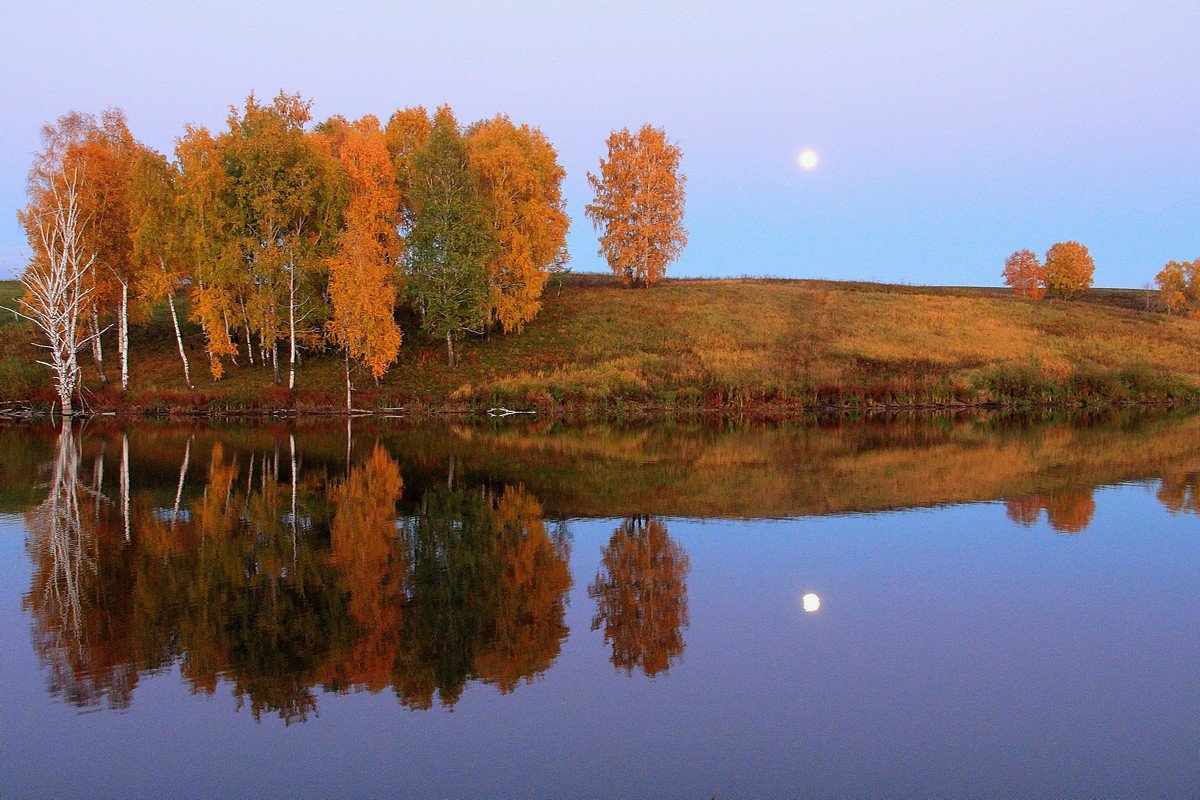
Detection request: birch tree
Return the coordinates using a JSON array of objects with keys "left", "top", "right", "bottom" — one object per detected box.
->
[
  {"left": 11, "top": 178, "right": 100, "bottom": 417},
  {"left": 68, "top": 109, "right": 142, "bottom": 391},
  {"left": 406, "top": 107, "right": 495, "bottom": 368},
  {"left": 219, "top": 92, "right": 339, "bottom": 389},
  {"left": 130, "top": 149, "right": 193, "bottom": 388},
  {"left": 176, "top": 124, "right": 239, "bottom": 379},
  {"left": 586, "top": 125, "right": 687, "bottom": 287},
  {"left": 384, "top": 106, "right": 433, "bottom": 235},
  {"left": 467, "top": 115, "right": 569, "bottom": 333},
  {"left": 24, "top": 113, "right": 109, "bottom": 383},
  {"left": 1002, "top": 249, "right": 1046, "bottom": 299},
  {"left": 1044, "top": 241, "right": 1095, "bottom": 298},
  {"left": 317, "top": 115, "right": 402, "bottom": 410}
]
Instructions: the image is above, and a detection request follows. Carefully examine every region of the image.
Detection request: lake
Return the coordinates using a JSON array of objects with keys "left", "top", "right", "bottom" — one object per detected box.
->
[{"left": 1, "top": 412, "right": 1198, "bottom": 798}]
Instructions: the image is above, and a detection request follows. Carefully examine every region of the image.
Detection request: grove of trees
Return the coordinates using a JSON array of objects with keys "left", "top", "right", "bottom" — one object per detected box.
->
[
  {"left": 1155, "top": 258, "right": 1200, "bottom": 317},
  {"left": 1001, "top": 241, "right": 1095, "bottom": 299},
  {"left": 1004, "top": 241, "right": 1200, "bottom": 321},
  {"left": 14, "top": 93, "right": 602, "bottom": 413}
]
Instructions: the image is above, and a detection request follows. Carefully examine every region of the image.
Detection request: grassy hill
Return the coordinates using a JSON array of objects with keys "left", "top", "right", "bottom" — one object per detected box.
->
[{"left": 2, "top": 274, "right": 1199, "bottom": 415}]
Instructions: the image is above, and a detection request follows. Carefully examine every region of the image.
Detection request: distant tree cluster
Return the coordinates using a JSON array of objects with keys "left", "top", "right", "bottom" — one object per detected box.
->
[
  {"left": 1154, "top": 259, "right": 1200, "bottom": 317},
  {"left": 1002, "top": 241, "right": 1095, "bottom": 299},
  {"left": 1003, "top": 242, "right": 1200, "bottom": 320}
]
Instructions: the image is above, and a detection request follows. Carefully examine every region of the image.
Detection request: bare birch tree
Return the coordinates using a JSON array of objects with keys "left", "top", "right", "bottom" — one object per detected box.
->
[{"left": 9, "top": 178, "right": 101, "bottom": 417}]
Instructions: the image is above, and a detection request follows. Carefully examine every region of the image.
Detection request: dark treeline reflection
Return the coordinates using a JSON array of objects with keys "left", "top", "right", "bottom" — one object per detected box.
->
[
  {"left": 21, "top": 424, "right": 595, "bottom": 722},
  {"left": 12, "top": 411, "right": 1200, "bottom": 719}
]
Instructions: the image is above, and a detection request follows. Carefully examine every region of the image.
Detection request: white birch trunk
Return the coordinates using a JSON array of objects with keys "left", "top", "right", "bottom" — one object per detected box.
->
[
  {"left": 289, "top": 433, "right": 298, "bottom": 562},
  {"left": 167, "top": 291, "right": 193, "bottom": 389},
  {"left": 120, "top": 432, "right": 130, "bottom": 542},
  {"left": 91, "top": 306, "right": 106, "bottom": 385},
  {"left": 243, "top": 313, "right": 254, "bottom": 365},
  {"left": 119, "top": 281, "right": 129, "bottom": 392},
  {"left": 288, "top": 260, "right": 297, "bottom": 391},
  {"left": 6, "top": 179, "right": 97, "bottom": 417},
  {"left": 172, "top": 435, "right": 191, "bottom": 526}
]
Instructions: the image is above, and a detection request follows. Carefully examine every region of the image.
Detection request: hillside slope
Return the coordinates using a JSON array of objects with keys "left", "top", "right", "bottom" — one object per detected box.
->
[{"left": 1, "top": 275, "right": 1198, "bottom": 413}]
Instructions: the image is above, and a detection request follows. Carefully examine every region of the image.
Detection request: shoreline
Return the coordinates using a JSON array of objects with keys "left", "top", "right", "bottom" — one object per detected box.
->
[
  {"left": 3, "top": 395, "right": 1198, "bottom": 422},
  {"left": 5, "top": 276, "right": 1200, "bottom": 420}
]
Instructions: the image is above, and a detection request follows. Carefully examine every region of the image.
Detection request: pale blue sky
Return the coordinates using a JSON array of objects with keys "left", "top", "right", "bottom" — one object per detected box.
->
[{"left": 1, "top": 0, "right": 1197, "bottom": 286}]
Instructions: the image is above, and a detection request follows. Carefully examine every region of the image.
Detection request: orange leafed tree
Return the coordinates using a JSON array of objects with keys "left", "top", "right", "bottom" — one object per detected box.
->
[
  {"left": 327, "top": 445, "right": 406, "bottom": 693},
  {"left": 68, "top": 109, "right": 144, "bottom": 392},
  {"left": 586, "top": 125, "right": 687, "bottom": 287},
  {"left": 1155, "top": 259, "right": 1200, "bottom": 316},
  {"left": 129, "top": 149, "right": 194, "bottom": 389},
  {"left": 317, "top": 115, "right": 404, "bottom": 410},
  {"left": 467, "top": 115, "right": 569, "bottom": 333},
  {"left": 384, "top": 106, "right": 433, "bottom": 234},
  {"left": 1044, "top": 241, "right": 1094, "bottom": 298},
  {"left": 1002, "top": 248, "right": 1045, "bottom": 299},
  {"left": 27, "top": 110, "right": 143, "bottom": 389}
]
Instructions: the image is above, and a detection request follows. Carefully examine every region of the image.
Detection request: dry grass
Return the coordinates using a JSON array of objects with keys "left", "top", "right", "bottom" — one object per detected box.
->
[{"left": 1, "top": 275, "right": 1197, "bottom": 413}]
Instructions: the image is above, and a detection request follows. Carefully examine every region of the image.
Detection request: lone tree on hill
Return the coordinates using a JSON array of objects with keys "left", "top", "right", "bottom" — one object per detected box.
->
[
  {"left": 1044, "top": 241, "right": 1094, "bottom": 298},
  {"left": 586, "top": 125, "right": 686, "bottom": 288},
  {"left": 1002, "top": 248, "right": 1046, "bottom": 298}
]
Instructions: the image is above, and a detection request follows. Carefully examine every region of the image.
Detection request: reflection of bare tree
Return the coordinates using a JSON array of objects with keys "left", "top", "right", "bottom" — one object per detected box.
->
[
  {"left": 29, "top": 423, "right": 91, "bottom": 644},
  {"left": 589, "top": 516, "right": 690, "bottom": 677},
  {"left": 24, "top": 422, "right": 137, "bottom": 708},
  {"left": 1005, "top": 488, "right": 1097, "bottom": 534}
]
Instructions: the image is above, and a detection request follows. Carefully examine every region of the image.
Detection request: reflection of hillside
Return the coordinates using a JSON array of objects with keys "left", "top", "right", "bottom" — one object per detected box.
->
[
  {"left": 397, "top": 412, "right": 1200, "bottom": 519},
  {"left": 31, "top": 411, "right": 1200, "bottom": 521}
]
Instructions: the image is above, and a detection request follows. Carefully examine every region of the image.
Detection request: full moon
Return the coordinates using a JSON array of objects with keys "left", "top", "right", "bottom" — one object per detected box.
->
[
  {"left": 801, "top": 592, "right": 821, "bottom": 613},
  {"left": 798, "top": 149, "right": 818, "bottom": 170}
]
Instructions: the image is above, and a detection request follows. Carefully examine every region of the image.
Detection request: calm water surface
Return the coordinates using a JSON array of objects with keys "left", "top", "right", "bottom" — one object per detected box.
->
[{"left": 0, "top": 413, "right": 1198, "bottom": 798}]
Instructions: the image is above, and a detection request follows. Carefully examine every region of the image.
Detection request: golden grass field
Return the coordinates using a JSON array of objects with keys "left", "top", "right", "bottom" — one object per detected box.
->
[{"left": 2, "top": 274, "right": 1198, "bottom": 413}]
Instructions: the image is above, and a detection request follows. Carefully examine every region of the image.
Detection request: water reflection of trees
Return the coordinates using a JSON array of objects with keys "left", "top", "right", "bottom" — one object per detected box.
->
[
  {"left": 22, "top": 416, "right": 1200, "bottom": 718},
  {"left": 1005, "top": 470, "right": 1200, "bottom": 532},
  {"left": 589, "top": 516, "right": 690, "bottom": 677},
  {"left": 1004, "top": 488, "right": 1098, "bottom": 533},
  {"left": 24, "top": 424, "right": 141, "bottom": 710},
  {"left": 395, "top": 483, "right": 571, "bottom": 708},
  {"left": 1158, "top": 472, "right": 1200, "bottom": 514},
  {"left": 24, "top": 428, "right": 572, "bottom": 722}
]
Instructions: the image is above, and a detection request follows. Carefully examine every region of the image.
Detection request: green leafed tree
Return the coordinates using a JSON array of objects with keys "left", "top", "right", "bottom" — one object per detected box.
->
[
  {"left": 405, "top": 106, "right": 496, "bottom": 368},
  {"left": 218, "top": 92, "right": 342, "bottom": 389}
]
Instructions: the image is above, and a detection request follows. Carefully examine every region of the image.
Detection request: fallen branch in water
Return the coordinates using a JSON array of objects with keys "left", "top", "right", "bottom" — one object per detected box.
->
[{"left": 487, "top": 407, "right": 536, "bottom": 417}]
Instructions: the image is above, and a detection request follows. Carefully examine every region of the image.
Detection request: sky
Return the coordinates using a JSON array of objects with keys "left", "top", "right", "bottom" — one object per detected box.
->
[{"left": 1, "top": 0, "right": 1197, "bottom": 287}]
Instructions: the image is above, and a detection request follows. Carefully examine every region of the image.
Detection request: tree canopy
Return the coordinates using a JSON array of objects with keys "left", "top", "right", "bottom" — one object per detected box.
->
[{"left": 586, "top": 125, "right": 687, "bottom": 288}]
